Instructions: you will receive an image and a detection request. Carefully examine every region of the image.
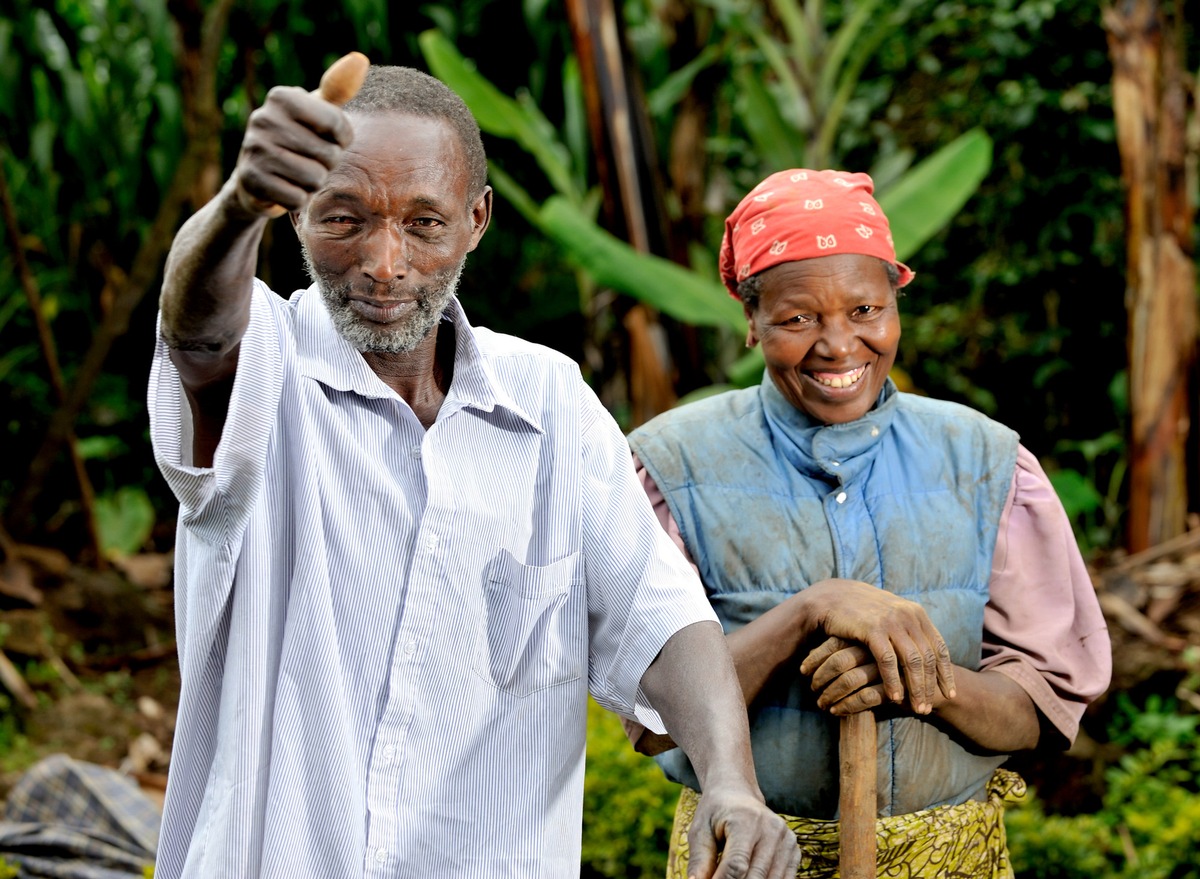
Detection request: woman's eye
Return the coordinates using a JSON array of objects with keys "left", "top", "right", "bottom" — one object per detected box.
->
[{"left": 785, "top": 314, "right": 813, "bottom": 325}]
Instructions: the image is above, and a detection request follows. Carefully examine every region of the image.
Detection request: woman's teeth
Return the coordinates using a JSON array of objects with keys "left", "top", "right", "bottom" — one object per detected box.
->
[{"left": 814, "top": 366, "right": 865, "bottom": 388}]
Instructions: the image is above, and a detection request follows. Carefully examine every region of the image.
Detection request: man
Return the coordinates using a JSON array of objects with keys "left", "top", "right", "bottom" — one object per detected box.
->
[{"left": 149, "top": 58, "right": 799, "bottom": 878}]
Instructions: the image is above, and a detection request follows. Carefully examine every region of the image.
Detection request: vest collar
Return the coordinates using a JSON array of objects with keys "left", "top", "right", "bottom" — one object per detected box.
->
[{"left": 760, "top": 374, "right": 898, "bottom": 483}]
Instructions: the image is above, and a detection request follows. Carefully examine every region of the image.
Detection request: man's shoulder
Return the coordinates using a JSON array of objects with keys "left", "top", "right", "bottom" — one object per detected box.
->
[{"left": 471, "top": 325, "right": 575, "bottom": 364}]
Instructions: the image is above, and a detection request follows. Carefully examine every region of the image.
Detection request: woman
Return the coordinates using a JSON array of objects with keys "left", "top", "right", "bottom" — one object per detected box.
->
[{"left": 625, "top": 169, "right": 1111, "bottom": 878}]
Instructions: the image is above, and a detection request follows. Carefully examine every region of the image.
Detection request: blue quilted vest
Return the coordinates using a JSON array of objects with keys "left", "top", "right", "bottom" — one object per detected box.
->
[{"left": 628, "top": 377, "right": 1019, "bottom": 818}]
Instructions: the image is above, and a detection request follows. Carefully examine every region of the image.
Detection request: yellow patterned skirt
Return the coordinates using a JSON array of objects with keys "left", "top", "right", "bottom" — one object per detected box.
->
[{"left": 666, "top": 769, "right": 1026, "bottom": 879}]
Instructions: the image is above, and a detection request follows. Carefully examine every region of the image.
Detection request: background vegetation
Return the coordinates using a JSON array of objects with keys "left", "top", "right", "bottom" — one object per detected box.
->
[{"left": 1, "top": 0, "right": 1198, "bottom": 876}]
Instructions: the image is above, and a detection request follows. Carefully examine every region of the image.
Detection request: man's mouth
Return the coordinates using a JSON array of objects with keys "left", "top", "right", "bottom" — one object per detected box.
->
[{"left": 348, "top": 297, "right": 418, "bottom": 322}]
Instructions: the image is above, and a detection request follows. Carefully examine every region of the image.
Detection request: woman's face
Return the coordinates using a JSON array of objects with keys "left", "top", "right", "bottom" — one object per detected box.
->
[{"left": 745, "top": 253, "right": 901, "bottom": 425}]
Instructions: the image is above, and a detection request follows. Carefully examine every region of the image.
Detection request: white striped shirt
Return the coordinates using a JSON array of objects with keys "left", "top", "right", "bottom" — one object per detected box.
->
[{"left": 148, "top": 282, "right": 716, "bottom": 878}]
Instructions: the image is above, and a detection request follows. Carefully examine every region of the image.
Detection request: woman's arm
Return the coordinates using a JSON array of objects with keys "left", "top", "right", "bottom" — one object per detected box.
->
[{"left": 802, "top": 636, "right": 1040, "bottom": 751}]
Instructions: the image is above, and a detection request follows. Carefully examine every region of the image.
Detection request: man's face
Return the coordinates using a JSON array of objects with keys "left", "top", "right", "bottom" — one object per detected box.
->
[{"left": 295, "top": 111, "right": 491, "bottom": 353}]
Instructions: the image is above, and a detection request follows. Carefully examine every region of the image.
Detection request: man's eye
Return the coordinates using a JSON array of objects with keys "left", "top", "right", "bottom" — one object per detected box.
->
[
  {"left": 324, "top": 216, "right": 359, "bottom": 225},
  {"left": 785, "top": 314, "right": 813, "bottom": 325},
  {"left": 854, "top": 305, "right": 877, "bottom": 316}
]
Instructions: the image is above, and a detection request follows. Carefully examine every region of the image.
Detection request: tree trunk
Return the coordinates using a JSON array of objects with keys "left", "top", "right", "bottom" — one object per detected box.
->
[
  {"left": 564, "top": 0, "right": 678, "bottom": 427},
  {"left": 1104, "top": 0, "right": 1197, "bottom": 552}
]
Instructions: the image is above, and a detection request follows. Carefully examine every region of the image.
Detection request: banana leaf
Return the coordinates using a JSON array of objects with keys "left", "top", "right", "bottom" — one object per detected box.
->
[
  {"left": 419, "top": 29, "right": 579, "bottom": 200},
  {"left": 538, "top": 196, "right": 746, "bottom": 332},
  {"left": 879, "top": 127, "right": 993, "bottom": 262}
]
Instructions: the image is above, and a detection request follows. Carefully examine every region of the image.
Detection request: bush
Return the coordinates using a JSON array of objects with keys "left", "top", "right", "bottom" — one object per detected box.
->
[
  {"left": 1007, "top": 695, "right": 1200, "bottom": 879},
  {"left": 582, "top": 698, "right": 680, "bottom": 879}
]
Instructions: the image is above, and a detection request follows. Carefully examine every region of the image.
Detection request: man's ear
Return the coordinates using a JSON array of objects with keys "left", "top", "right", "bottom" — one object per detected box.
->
[{"left": 467, "top": 186, "right": 493, "bottom": 252}]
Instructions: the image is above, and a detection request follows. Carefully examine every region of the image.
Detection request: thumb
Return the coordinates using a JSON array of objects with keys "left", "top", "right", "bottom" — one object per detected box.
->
[
  {"left": 250, "top": 52, "right": 371, "bottom": 219},
  {"left": 315, "top": 51, "right": 370, "bottom": 106}
]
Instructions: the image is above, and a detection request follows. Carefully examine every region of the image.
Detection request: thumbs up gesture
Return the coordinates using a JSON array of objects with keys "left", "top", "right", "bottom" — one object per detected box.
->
[{"left": 230, "top": 52, "right": 370, "bottom": 218}]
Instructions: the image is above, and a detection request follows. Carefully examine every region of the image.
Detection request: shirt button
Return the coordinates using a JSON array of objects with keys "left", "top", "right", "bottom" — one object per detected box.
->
[
  {"left": 870, "top": 427, "right": 880, "bottom": 437},
  {"left": 835, "top": 491, "right": 847, "bottom": 504},
  {"left": 831, "top": 461, "right": 840, "bottom": 467},
  {"left": 411, "top": 446, "right": 422, "bottom": 459},
  {"left": 381, "top": 744, "right": 395, "bottom": 764},
  {"left": 426, "top": 533, "right": 439, "bottom": 551},
  {"left": 375, "top": 848, "right": 389, "bottom": 864},
  {"left": 403, "top": 640, "right": 417, "bottom": 657}
]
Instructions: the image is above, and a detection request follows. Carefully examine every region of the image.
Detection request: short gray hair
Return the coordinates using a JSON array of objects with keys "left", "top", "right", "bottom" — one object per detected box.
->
[{"left": 343, "top": 65, "right": 488, "bottom": 203}]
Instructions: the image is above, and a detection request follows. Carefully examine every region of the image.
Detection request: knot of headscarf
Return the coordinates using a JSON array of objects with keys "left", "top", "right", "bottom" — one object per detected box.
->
[{"left": 718, "top": 169, "right": 915, "bottom": 299}]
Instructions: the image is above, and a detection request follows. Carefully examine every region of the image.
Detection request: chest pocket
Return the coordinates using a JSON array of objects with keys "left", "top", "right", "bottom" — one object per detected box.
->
[{"left": 473, "top": 550, "right": 585, "bottom": 697}]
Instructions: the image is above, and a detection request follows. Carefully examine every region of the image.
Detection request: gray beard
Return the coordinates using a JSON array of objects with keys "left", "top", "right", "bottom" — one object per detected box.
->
[{"left": 302, "top": 243, "right": 465, "bottom": 354}]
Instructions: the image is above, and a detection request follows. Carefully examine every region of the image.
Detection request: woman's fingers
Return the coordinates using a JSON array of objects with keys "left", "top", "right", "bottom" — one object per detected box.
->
[
  {"left": 826, "top": 683, "right": 888, "bottom": 715},
  {"left": 798, "top": 636, "right": 853, "bottom": 677},
  {"left": 814, "top": 663, "right": 880, "bottom": 708}
]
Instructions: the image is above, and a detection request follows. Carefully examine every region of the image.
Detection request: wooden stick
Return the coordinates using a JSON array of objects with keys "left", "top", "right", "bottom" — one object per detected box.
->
[{"left": 839, "top": 710, "right": 877, "bottom": 878}]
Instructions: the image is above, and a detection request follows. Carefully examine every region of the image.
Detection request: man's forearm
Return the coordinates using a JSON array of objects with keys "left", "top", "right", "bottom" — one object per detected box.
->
[
  {"left": 639, "top": 620, "right": 763, "bottom": 795},
  {"left": 160, "top": 180, "right": 269, "bottom": 358}
]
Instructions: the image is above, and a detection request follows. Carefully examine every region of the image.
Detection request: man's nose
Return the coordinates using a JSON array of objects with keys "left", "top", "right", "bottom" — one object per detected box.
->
[{"left": 361, "top": 225, "right": 409, "bottom": 282}]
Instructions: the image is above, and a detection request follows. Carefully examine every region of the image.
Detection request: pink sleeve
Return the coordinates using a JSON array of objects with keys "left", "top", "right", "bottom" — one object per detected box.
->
[
  {"left": 633, "top": 453, "right": 701, "bottom": 578},
  {"left": 982, "top": 444, "right": 1113, "bottom": 745}
]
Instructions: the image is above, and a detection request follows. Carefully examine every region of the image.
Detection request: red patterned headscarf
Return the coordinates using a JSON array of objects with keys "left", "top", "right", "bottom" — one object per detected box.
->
[{"left": 719, "top": 169, "right": 915, "bottom": 299}]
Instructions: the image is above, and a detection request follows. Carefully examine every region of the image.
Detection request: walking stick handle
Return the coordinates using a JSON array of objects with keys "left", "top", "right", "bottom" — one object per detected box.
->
[{"left": 839, "top": 710, "right": 877, "bottom": 878}]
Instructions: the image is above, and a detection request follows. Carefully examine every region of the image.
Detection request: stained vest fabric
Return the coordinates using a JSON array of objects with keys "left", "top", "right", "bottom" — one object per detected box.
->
[{"left": 627, "top": 377, "right": 1019, "bottom": 818}]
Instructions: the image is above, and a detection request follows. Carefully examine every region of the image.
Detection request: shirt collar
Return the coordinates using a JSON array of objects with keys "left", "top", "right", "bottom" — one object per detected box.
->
[
  {"left": 293, "top": 284, "right": 542, "bottom": 432},
  {"left": 760, "top": 373, "right": 898, "bottom": 482}
]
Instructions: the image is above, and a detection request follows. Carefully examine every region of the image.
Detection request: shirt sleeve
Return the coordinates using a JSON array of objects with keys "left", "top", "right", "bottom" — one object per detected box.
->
[
  {"left": 579, "top": 392, "right": 717, "bottom": 733},
  {"left": 148, "top": 280, "right": 286, "bottom": 544},
  {"left": 981, "top": 444, "right": 1113, "bottom": 746}
]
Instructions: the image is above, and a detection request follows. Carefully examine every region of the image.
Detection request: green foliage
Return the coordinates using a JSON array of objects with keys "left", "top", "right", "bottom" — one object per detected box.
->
[
  {"left": 0, "top": 858, "right": 18, "bottom": 879},
  {"left": 1007, "top": 693, "right": 1200, "bottom": 879},
  {"left": 1005, "top": 796, "right": 1112, "bottom": 877},
  {"left": 0, "top": 0, "right": 1143, "bottom": 554},
  {"left": 93, "top": 486, "right": 156, "bottom": 559},
  {"left": 872, "top": 0, "right": 1128, "bottom": 504},
  {"left": 1043, "top": 372, "right": 1129, "bottom": 551},
  {"left": 1, "top": 0, "right": 185, "bottom": 540},
  {"left": 582, "top": 698, "right": 679, "bottom": 879}
]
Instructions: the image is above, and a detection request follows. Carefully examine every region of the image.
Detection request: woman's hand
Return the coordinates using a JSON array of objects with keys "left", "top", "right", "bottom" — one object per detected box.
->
[
  {"left": 797, "top": 579, "right": 956, "bottom": 714},
  {"left": 800, "top": 636, "right": 955, "bottom": 716}
]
